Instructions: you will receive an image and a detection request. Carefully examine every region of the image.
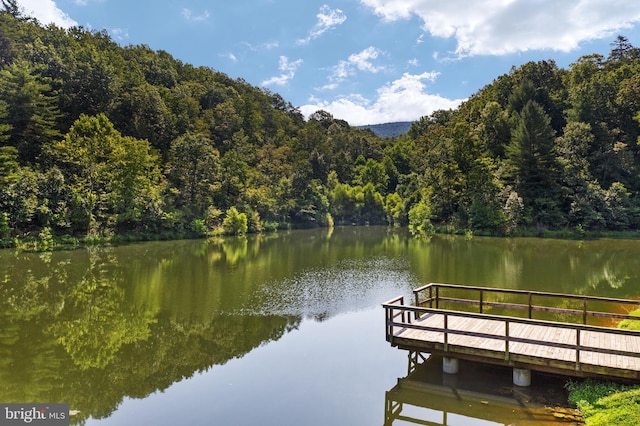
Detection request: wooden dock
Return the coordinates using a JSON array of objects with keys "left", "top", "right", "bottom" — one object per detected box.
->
[{"left": 384, "top": 283, "right": 640, "bottom": 381}]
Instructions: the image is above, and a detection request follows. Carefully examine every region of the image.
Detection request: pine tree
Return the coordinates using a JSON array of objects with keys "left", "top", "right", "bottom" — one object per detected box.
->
[
  {"left": 0, "top": 59, "right": 61, "bottom": 164},
  {"left": 1, "top": 0, "right": 20, "bottom": 18},
  {"left": 506, "top": 100, "right": 561, "bottom": 226}
]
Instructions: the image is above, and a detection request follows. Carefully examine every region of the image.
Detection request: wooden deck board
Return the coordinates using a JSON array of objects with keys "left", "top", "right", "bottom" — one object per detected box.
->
[{"left": 391, "top": 313, "right": 640, "bottom": 378}]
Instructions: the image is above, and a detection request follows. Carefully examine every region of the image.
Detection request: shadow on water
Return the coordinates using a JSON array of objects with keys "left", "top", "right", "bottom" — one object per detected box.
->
[{"left": 384, "top": 354, "right": 584, "bottom": 426}]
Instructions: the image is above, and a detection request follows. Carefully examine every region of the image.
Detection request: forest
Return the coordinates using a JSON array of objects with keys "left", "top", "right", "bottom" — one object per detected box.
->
[{"left": 2, "top": 5, "right": 640, "bottom": 248}]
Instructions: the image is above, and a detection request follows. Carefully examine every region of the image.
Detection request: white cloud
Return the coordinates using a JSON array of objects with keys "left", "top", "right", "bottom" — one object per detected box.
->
[
  {"left": 320, "top": 83, "right": 339, "bottom": 91},
  {"left": 111, "top": 28, "right": 129, "bottom": 41},
  {"left": 181, "top": 8, "right": 210, "bottom": 22},
  {"left": 297, "top": 5, "right": 347, "bottom": 44},
  {"left": 350, "top": 46, "right": 385, "bottom": 73},
  {"left": 242, "top": 41, "right": 280, "bottom": 51},
  {"left": 262, "top": 56, "right": 304, "bottom": 87},
  {"left": 19, "top": 0, "right": 77, "bottom": 27},
  {"left": 225, "top": 52, "right": 238, "bottom": 63},
  {"left": 262, "top": 41, "right": 280, "bottom": 50},
  {"left": 301, "top": 72, "right": 465, "bottom": 126},
  {"left": 71, "top": 0, "right": 104, "bottom": 5},
  {"left": 360, "top": 0, "right": 640, "bottom": 56},
  {"left": 329, "top": 46, "right": 386, "bottom": 82}
]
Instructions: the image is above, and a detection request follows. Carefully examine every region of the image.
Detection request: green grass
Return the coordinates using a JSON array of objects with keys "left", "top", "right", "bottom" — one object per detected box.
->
[
  {"left": 566, "top": 379, "right": 640, "bottom": 425},
  {"left": 618, "top": 308, "right": 640, "bottom": 331}
]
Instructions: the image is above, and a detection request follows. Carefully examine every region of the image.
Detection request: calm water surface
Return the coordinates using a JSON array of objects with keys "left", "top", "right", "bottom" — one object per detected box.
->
[{"left": 1, "top": 227, "right": 640, "bottom": 425}]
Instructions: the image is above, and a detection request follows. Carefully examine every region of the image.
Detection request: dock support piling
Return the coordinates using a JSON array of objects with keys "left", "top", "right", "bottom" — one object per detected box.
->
[
  {"left": 442, "top": 357, "right": 459, "bottom": 374},
  {"left": 513, "top": 368, "right": 531, "bottom": 387}
]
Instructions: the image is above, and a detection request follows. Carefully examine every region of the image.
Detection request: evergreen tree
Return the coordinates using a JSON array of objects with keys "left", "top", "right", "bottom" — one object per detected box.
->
[
  {"left": 0, "top": 59, "right": 61, "bottom": 164},
  {"left": 506, "top": 100, "right": 561, "bottom": 226},
  {"left": 1, "top": 0, "right": 20, "bottom": 18}
]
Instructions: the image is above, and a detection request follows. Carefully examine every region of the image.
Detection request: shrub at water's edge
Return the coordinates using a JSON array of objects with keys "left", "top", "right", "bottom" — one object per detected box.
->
[{"left": 565, "top": 379, "right": 640, "bottom": 426}]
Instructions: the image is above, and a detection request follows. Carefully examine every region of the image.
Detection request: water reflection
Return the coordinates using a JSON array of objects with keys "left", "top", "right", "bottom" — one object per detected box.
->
[
  {"left": 384, "top": 355, "right": 582, "bottom": 426},
  {"left": 0, "top": 228, "right": 639, "bottom": 424},
  {"left": 409, "top": 235, "right": 640, "bottom": 297},
  {"left": 0, "top": 228, "right": 418, "bottom": 424}
]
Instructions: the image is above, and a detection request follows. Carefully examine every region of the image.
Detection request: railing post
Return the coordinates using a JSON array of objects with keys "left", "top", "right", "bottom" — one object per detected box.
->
[
  {"left": 576, "top": 329, "right": 581, "bottom": 370},
  {"left": 583, "top": 298, "right": 587, "bottom": 325},
  {"left": 436, "top": 286, "right": 440, "bottom": 309},
  {"left": 429, "top": 285, "right": 433, "bottom": 308},
  {"left": 443, "top": 313, "right": 448, "bottom": 352},
  {"left": 385, "top": 305, "right": 390, "bottom": 342},
  {"left": 505, "top": 319, "right": 510, "bottom": 360},
  {"left": 528, "top": 293, "right": 533, "bottom": 319},
  {"left": 479, "top": 289, "right": 484, "bottom": 314}
]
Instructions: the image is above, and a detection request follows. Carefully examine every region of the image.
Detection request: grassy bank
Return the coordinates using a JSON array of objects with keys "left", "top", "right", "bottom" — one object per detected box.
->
[{"left": 566, "top": 379, "right": 640, "bottom": 425}]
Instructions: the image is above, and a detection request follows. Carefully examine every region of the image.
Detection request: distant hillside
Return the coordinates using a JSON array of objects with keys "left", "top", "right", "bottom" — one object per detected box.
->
[{"left": 358, "top": 121, "right": 412, "bottom": 138}]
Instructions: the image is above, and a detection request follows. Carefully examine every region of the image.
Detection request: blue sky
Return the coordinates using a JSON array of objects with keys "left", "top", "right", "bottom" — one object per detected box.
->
[{"left": 18, "top": 0, "right": 640, "bottom": 125}]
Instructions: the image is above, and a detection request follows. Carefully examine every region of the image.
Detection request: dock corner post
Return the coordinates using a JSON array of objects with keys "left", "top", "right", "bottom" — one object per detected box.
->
[
  {"left": 513, "top": 368, "right": 531, "bottom": 387},
  {"left": 429, "top": 285, "right": 433, "bottom": 308}
]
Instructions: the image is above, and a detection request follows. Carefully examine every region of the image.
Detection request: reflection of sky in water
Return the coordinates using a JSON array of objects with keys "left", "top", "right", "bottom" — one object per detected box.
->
[{"left": 250, "top": 256, "right": 421, "bottom": 318}]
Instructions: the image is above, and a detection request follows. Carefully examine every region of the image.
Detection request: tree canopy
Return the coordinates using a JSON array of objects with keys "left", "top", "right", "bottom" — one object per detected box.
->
[{"left": 2, "top": 10, "right": 640, "bottom": 247}]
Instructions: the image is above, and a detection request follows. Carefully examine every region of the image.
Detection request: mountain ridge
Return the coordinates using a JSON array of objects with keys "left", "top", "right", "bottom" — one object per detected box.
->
[{"left": 357, "top": 121, "right": 412, "bottom": 138}]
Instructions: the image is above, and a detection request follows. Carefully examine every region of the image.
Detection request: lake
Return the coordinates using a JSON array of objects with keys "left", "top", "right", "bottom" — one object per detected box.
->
[{"left": 1, "top": 226, "right": 639, "bottom": 425}]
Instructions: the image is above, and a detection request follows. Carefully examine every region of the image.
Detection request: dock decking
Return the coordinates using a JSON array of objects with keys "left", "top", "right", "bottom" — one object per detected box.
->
[{"left": 384, "top": 283, "right": 640, "bottom": 380}]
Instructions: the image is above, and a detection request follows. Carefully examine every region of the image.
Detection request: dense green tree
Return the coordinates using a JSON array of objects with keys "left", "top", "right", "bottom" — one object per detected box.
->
[
  {"left": 506, "top": 100, "right": 561, "bottom": 226},
  {"left": 408, "top": 198, "right": 434, "bottom": 234},
  {"left": 0, "top": 145, "right": 18, "bottom": 183},
  {"left": 353, "top": 158, "right": 389, "bottom": 193},
  {"left": 216, "top": 149, "right": 249, "bottom": 209},
  {"left": 56, "top": 44, "right": 119, "bottom": 130},
  {"left": 479, "top": 101, "right": 511, "bottom": 158},
  {"left": 52, "top": 113, "right": 164, "bottom": 235},
  {"left": 465, "top": 157, "right": 505, "bottom": 232},
  {"left": 0, "top": 59, "right": 61, "bottom": 164},
  {"left": 112, "top": 83, "right": 175, "bottom": 154},
  {"left": 361, "top": 182, "right": 385, "bottom": 224},
  {"left": 222, "top": 206, "right": 247, "bottom": 235},
  {"left": 109, "top": 134, "right": 164, "bottom": 230},
  {"left": 329, "top": 182, "right": 362, "bottom": 224},
  {"left": 384, "top": 192, "right": 405, "bottom": 226},
  {"left": 166, "top": 133, "right": 220, "bottom": 215},
  {"left": 0, "top": 166, "right": 39, "bottom": 230}
]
